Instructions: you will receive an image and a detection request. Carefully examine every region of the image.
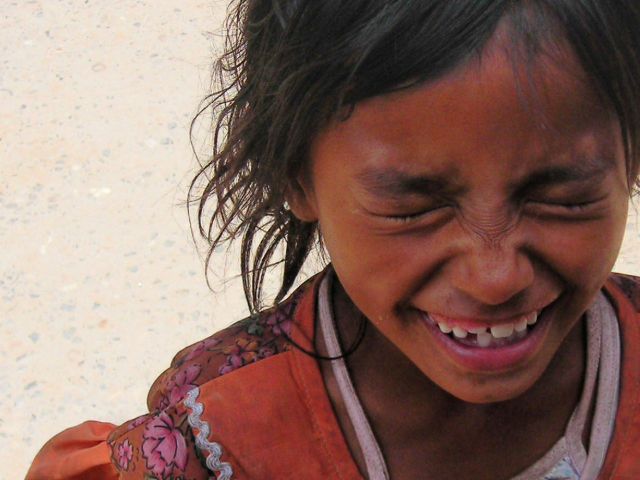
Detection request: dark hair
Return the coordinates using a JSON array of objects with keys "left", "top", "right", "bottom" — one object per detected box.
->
[{"left": 189, "top": 0, "right": 640, "bottom": 314}]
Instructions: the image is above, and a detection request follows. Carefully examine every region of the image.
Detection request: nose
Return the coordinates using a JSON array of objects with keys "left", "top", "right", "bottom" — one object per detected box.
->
[{"left": 451, "top": 241, "right": 535, "bottom": 307}]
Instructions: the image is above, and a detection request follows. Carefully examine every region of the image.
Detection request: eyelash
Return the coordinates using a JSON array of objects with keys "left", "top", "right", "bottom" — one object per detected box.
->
[
  {"left": 386, "top": 213, "right": 425, "bottom": 223},
  {"left": 384, "top": 205, "right": 449, "bottom": 223},
  {"left": 526, "top": 197, "right": 604, "bottom": 214}
]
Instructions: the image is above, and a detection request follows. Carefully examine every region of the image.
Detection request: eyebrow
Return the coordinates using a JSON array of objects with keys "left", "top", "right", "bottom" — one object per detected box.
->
[
  {"left": 518, "top": 157, "right": 615, "bottom": 191},
  {"left": 354, "top": 168, "right": 460, "bottom": 199},
  {"left": 355, "top": 156, "right": 615, "bottom": 199}
]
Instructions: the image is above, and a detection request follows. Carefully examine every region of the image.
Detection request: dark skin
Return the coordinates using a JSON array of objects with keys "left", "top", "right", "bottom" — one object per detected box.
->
[
  {"left": 290, "top": 30, "right": 628, "bottom": 479},
  {"left": 318, "top": 281, "right": 586, "bottom": 479}
]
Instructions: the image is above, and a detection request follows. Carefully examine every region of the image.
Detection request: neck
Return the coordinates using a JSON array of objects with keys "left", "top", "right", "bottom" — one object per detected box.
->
[{"left": 327, "top": 275, "right": 586, "bottom": 479}]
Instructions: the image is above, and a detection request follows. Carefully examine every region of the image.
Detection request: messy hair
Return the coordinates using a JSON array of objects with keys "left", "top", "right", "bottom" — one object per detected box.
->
[{"left": 189, "top": 0, "right": 640, "bottom": 314}]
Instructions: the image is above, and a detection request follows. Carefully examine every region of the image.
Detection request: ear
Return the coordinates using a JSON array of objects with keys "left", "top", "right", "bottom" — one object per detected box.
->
[{"left": 285, "top": 177, "right": 318, "bottom": 223}]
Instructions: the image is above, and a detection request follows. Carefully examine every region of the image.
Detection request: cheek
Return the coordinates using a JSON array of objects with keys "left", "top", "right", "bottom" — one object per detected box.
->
[
  {"left": 527, "top": 212, "right": 627, "bottom": 292},
  {"left": 321, "top": 217, "right": 443, "bottom": 323},
  {"left": 321, "top": 220, "right": 409, "bottom": 308}
]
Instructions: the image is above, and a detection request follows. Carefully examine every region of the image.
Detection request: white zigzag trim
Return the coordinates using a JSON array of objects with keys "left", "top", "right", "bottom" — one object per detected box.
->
[{"left": 184, "top": 387, "right": 234, "bottom": 480}]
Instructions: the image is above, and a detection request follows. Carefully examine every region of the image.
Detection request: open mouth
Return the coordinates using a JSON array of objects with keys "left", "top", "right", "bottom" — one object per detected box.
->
[
  {"left": 419, "top": 306, "right": 554, "bottom": 372},
  {"left": 424, "top": 311, "right": 541, "bottom": 349}
]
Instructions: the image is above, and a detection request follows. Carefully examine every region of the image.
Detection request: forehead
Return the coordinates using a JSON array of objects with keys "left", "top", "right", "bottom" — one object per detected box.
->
[{"left": 310, "top": 37, "right": 622, "bottom": 184}]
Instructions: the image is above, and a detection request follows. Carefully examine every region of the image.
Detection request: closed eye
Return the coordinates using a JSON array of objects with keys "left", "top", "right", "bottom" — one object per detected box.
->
[
  {"left": 378, "top": 205, "right": 452, "bottom": 223},
  {"left": 525, "top": 196, "right": 607, "bottom": 216}
]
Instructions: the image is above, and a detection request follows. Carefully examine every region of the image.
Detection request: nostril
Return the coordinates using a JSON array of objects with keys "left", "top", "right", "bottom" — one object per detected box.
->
[{"left": 453, "top": 249, "right": 535, "bottom": 306}]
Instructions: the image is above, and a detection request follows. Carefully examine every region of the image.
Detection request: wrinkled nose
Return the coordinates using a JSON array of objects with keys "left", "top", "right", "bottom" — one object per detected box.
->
[{"left": 452, "top": 242, "right": 535, "bottom": 307}]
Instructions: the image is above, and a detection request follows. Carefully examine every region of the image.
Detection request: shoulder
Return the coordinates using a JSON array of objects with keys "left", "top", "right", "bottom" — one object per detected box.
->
[
  {"left": 600, "top": 273, "right": 640, "bottom": 478},
  {"left": 147, "top": 280, "right": 311, "bottom": 413},
  {"left": 606, "top": 272, "right": 640, "bottom": 312},
  {"left": 104, "top": 275, "right": 320, "bottom": 478}
]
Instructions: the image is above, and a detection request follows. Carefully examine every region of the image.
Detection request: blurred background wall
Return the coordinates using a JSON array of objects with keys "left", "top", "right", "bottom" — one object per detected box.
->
[{"left": 2, "top": 1, "right": 640, "bottom": 478}]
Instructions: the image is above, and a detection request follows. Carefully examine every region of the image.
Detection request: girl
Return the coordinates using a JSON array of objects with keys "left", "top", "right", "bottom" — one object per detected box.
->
[{"left": 28, "top": 1, "right": 640, "bottom": 479}]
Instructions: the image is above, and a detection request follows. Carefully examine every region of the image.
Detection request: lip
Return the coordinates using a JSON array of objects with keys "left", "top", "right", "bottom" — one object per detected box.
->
[{"left": 420, "top": 306, "right": 553, "bottom": 373}]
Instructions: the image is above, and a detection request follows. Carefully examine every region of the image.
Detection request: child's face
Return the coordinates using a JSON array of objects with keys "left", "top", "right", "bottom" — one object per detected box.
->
[{"left": 292, "top": 39, "right": 629, "bottom": 403}]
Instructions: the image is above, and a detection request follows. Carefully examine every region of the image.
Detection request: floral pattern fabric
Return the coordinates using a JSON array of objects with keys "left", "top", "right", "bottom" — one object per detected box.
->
[
  {"left": 105, "top": 289, "right": 302, "bottom": 479},
  {"left": 27, "top": 272, "right": 640, "bottom": 479}
]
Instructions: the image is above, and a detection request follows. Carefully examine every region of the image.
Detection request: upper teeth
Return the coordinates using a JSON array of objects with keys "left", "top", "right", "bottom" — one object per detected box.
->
[
  {"left": 431, "top": 311, "right": 538, "bottom": 340},
  {"left": 490, "top": 323, "right": 513, "bottom": 338},
  {"left": 452, "top": 326, "right": 468, "bottom": 339},
  {"left": 438, "top": 322, "right": 453, "bottom": 334}
]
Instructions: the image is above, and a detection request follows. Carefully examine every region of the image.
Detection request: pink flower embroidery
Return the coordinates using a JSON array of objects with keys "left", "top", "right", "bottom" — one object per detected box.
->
[
  {"left": 158, "top": 363, "right": 201, "bottom": 410},
  {"left": 258, "top": 345, "right": 275, "bottom": 359},
  {"left": 219, "top": 338, "right": 260, "bottom": 375},
  {"left": 142, "top": 412, "right": 188, "bottom": 479},
  {"left": 116, "top": 439, "right": 133, "bottom": 470},
  {"left": 264, "top": 303, "right": 293, "bottom": 336},
  {"left": 127, "top": 413, "right": 151, "bottom": 430},
  {"left": 181, "top": 336, "right": 222, "bottom": 363}
]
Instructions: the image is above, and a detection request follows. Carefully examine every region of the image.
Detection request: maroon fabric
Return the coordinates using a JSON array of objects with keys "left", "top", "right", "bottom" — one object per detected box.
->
[{"left": 598, "top": 274, "right": 640, "bottom": 479}]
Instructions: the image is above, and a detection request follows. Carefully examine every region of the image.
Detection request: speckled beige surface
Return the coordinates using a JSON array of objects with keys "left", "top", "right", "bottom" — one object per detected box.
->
[
  {"left": 2, "top": 2, "right": 640, "bottom": 479},
  {"left": 1, "top": 2, "right": 242, "bottom": 478}
]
